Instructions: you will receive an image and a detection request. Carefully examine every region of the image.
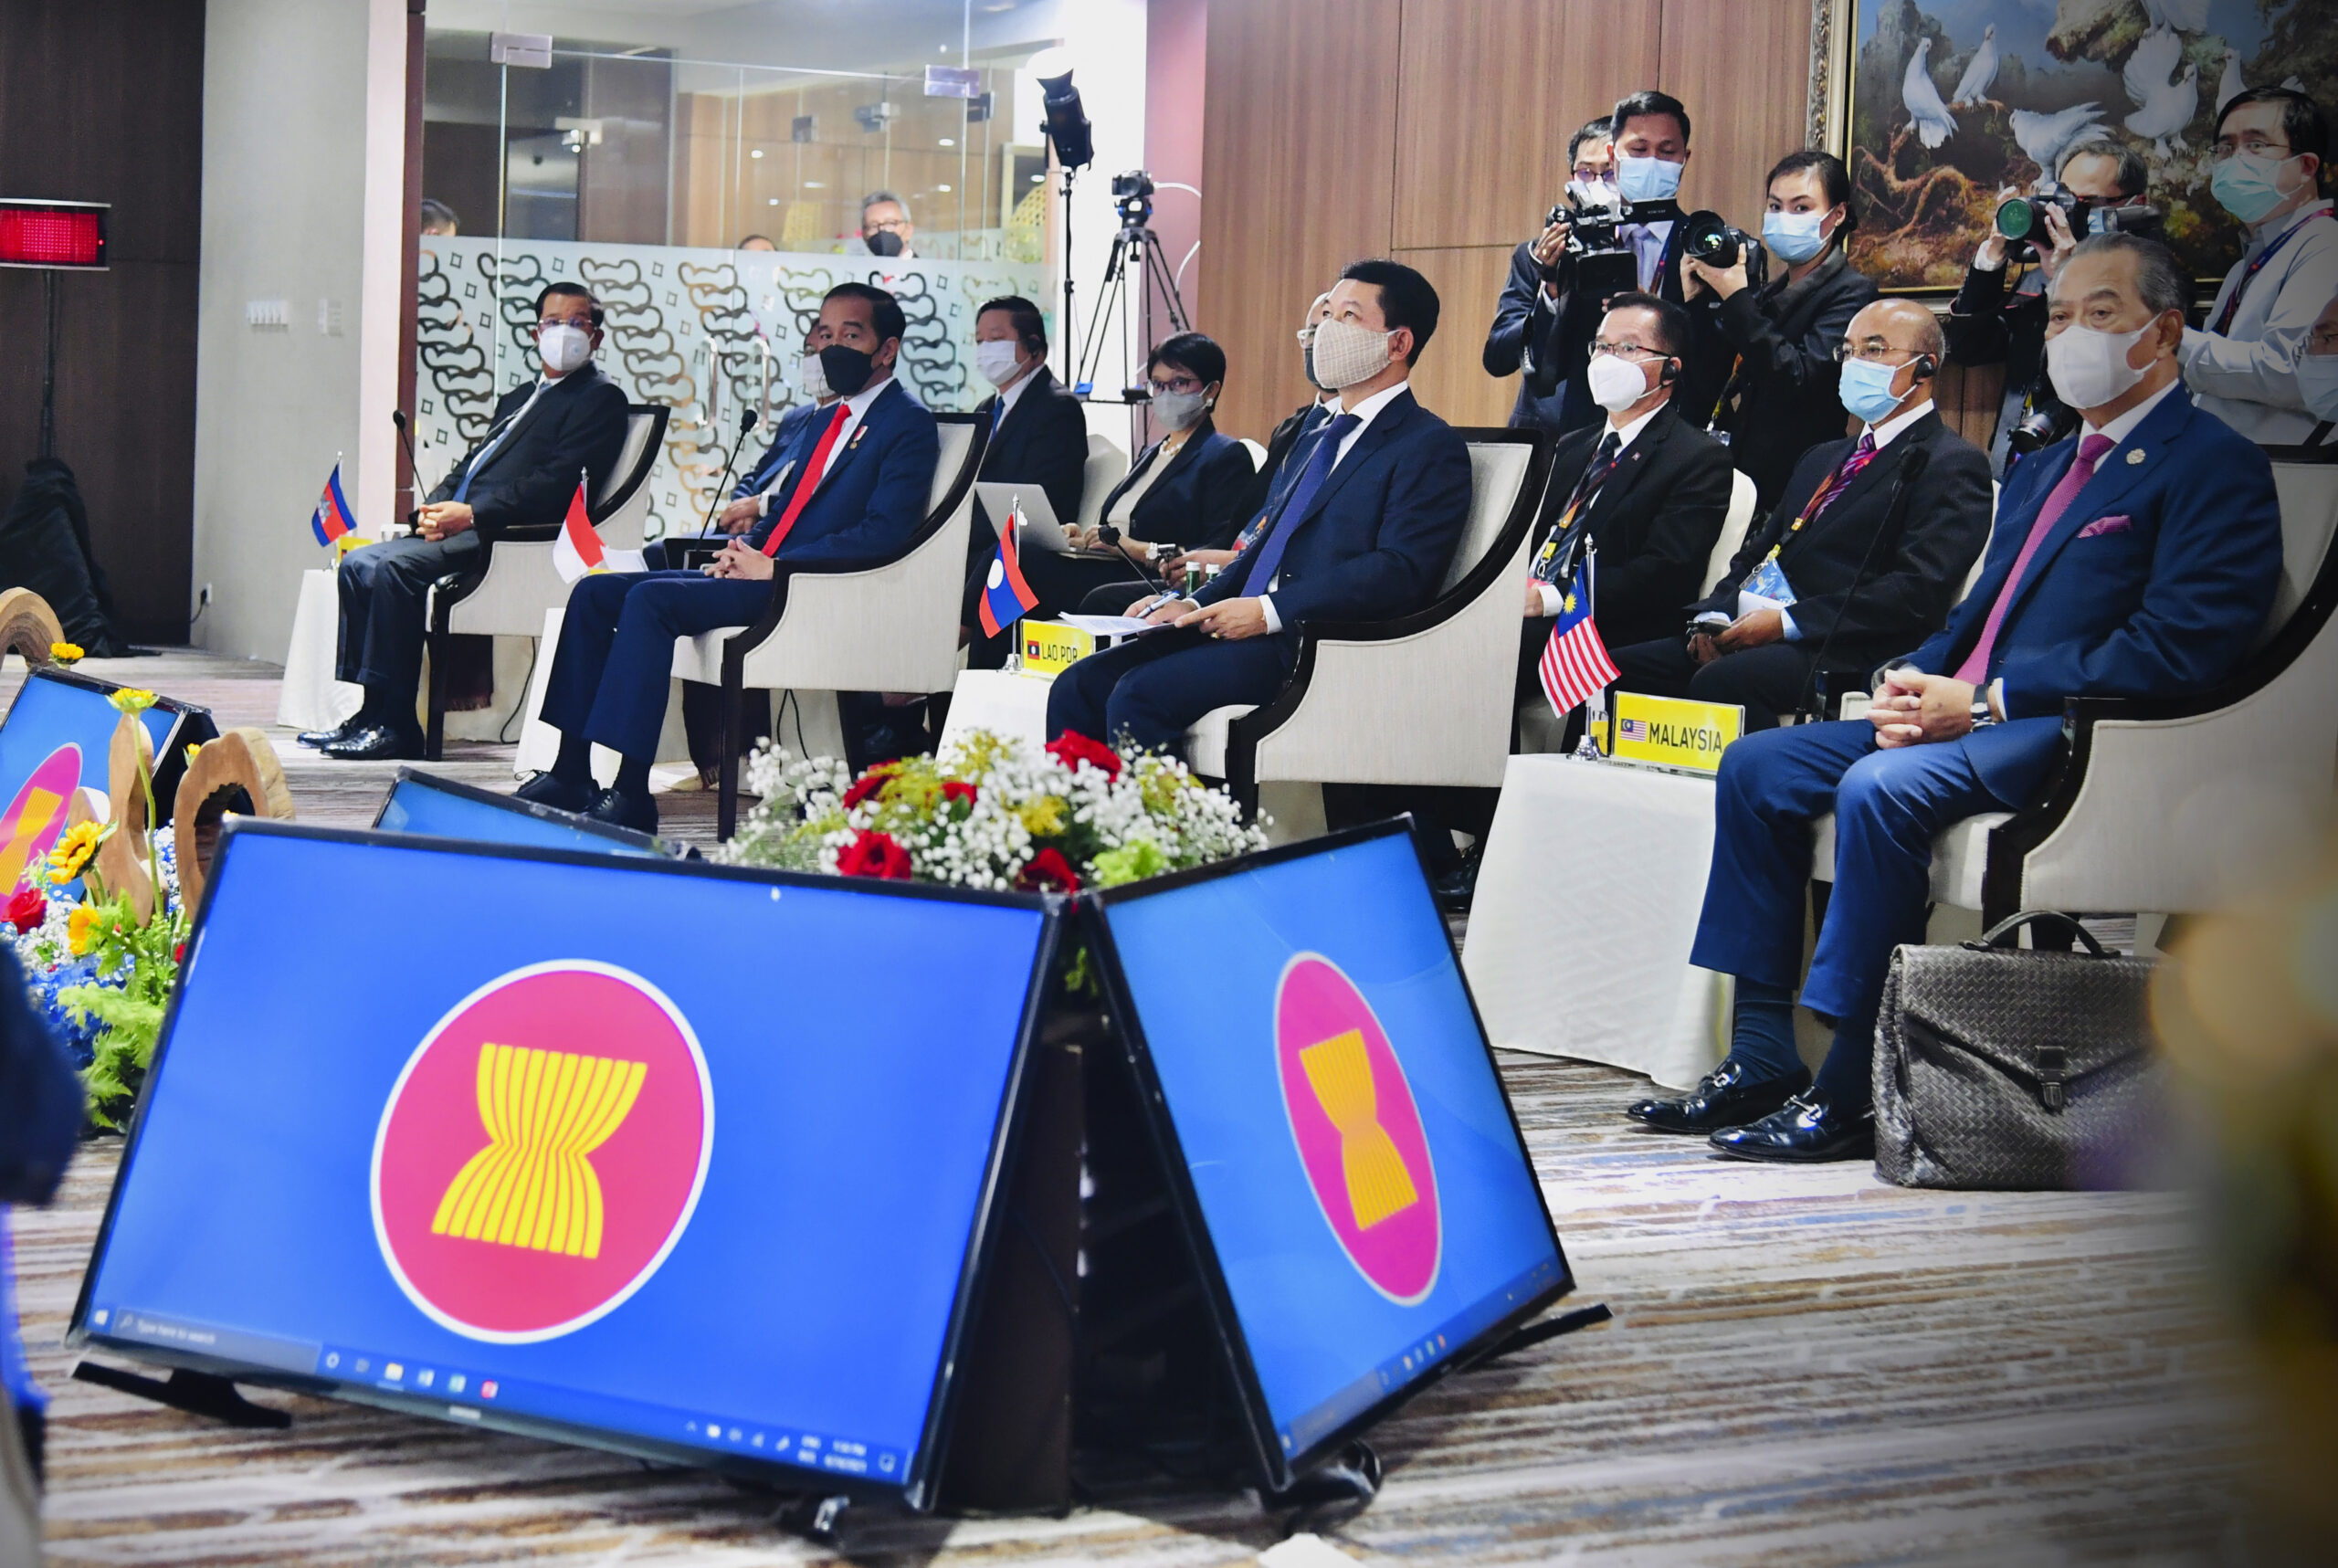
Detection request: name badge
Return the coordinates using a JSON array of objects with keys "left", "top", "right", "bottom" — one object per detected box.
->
[
  {"left": 1603, "top": 692, "right": 1744, "bottom": 775},
  {"left": 1742, "top": 553, "right": 1796, "bottom": 607}
]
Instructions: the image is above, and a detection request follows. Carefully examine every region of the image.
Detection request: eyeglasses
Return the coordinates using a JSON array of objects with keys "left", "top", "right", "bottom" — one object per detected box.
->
[
  {"left": 1588, "top": 340, "right": 1662, "bottom": 360},
  {"left": 1833, "top": 342, "right": 1920, "bottom": 364},
  {"left": 1147, "top": 374, "right": 1205, "bottom": 396},
  {"left": 2211, "top": 135, "right": 2292, "bottom": 162},
  {"left": 864, "top": 216, "right": 910, "bottom": 233}
]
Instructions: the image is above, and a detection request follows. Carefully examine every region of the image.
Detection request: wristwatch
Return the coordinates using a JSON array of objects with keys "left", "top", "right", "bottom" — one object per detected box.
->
[{"left": 1968, "top": 700, "right": 1996, "bottom": 729}]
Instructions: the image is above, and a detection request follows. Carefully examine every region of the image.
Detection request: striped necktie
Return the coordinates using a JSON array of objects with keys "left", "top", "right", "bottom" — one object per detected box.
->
[
  {"left": 1538, "top": 432, "right": 1622, "bottom": 582},
  {"left": 1235, "top": 412, "right": 1360, "bottom": 595},
  {"left": 1953, "top": 433, "right": 2114, "bottom": 684},
  {"left": 1791, "top": 432, "right": 1879, "bottom": 534}
]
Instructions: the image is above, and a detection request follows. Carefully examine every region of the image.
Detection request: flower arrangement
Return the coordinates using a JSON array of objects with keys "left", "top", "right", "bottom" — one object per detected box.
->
[
  {"left": 49, "top": 641, "right": 83, "bottom": 666},
  {"left": 9, "top": 688, "right": 190, "bottom": 1129},
  {"left": 720, "top": 730, "right": 1268, "bottom": 894}
]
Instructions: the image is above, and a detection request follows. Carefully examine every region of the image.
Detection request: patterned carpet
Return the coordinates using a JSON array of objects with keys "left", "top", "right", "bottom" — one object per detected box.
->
[{"left": 3, "top": 653, "right": 2267, "bottom": 1565}]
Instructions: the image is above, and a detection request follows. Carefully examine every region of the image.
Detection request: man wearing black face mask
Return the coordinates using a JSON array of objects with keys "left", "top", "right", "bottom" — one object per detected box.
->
[
  {"left": 855, "top": 191, "right": 917, "bottom": 258},
  {"left": 521, "top": 283, "right": 940, "bottom": 832},
  {"left": 304, "top": 281, "right": 629, "bottom": 761},
  {"left": 1946, "top": 139, "right": 2154, "bottom": 477}
]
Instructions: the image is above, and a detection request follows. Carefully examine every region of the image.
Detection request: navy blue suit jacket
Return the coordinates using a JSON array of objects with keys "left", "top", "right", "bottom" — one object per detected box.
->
[
  {"left": 732, "top": 401, "right": 826, "bottom": 500},
  {"left": 1197, "top": 388, "right": 1474, "bottom": 629},
  {"left": 1096, "top": 418, "right": 1257, "bottom": 552},
  {"left": 1905, "top": 384, "right": 2282, "bottom": 802},
  {"left": 742, "top": 379, "right": 940, "bottom": 565}
]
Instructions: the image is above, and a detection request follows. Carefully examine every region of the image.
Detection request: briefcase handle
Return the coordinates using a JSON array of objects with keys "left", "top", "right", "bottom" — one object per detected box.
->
[{"left": 1964, "top": 909, "right": 2112, "bottom": 958}]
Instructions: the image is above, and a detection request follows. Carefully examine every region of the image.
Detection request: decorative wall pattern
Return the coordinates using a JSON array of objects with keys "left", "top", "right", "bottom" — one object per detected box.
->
[{"left": 416, "top": 238, "right": 1046, "bottom": 540}]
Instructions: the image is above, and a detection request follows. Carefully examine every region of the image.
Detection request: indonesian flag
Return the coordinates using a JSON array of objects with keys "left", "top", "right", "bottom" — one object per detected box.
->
[
  {"left": 976, "top": 500, "right": 1040, "bottom": 638},
  {"left": 551, "top": 479, "right": 605, "bottom": 583},
  {"left": 1538, "top": 556, "right": 1618, "bottom": 719}
]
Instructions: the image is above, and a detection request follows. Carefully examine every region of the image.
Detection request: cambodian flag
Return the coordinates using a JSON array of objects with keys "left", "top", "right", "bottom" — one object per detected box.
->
[
  {"left": 310, "top": 463, "right": 355, "bottom": 546},
  {"left": 976, "top": 500, "right": 1039, "bottom": 638}
]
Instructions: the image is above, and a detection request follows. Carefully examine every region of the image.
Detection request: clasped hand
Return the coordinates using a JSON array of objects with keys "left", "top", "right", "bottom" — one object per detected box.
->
[
  {"left": 703, "top": 540, "right": 775, "bottom": 580},
  {"left": 1869, "top": 668, "right": 1977, "bottom": 749},
  {"left": 415, "top": 501, "right": 474, "bottom": 542}
]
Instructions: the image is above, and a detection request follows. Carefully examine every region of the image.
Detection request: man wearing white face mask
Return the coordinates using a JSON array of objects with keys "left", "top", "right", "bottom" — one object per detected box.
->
[
  {"left": 1487, "top": 118, "right": 1617, "bottom": 437},
  {"left": 1649, "top": 235, "right": 2280, "bottom": 1163},
  {"left": 1693, "top": 150, "right": 1880, "bottom": 513},
  {"left": 2183, "top": 88, "right": 2338, "bottom": 445},
  {"left": 308, "top": 281, "right": 629, "bottom": 761},
  {"left": 965, "top": 294, "right": 1088, "bottom": 574}
]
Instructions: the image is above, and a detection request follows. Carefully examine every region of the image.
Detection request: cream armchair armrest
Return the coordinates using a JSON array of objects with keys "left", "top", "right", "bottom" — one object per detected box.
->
[{"left": 442, "top": 541, "right": 563, "bottom": 638}]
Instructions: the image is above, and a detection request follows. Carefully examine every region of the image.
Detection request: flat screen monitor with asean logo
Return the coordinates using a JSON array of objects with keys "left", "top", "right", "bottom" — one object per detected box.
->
[
  {"left": 1089, "top": 821, "right": 1571, "bottom": 1490},
  {"left": 69, "top": 820, "right": 1059, "bottom": 1506}
]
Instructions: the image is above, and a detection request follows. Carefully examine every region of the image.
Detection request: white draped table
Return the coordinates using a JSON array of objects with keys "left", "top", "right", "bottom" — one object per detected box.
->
[
  {"left": 1460, "top": 753, "right": 1732, "bottom": 1091},
  {"left": 275, "top": 568, "right": 363, "bottom": 733}
]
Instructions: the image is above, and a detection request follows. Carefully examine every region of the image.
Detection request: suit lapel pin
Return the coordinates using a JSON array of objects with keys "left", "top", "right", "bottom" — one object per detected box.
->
[
  {"left": 2125, "top": 449, "right": 2144, "bottom": 465},
  {"left": 848, "top": 425, "right": 869, "bottom": 450}
]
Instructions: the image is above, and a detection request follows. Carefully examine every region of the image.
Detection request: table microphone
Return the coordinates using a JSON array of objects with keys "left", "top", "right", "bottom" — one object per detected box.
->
[{"left": 700, "top": 406, "right": 762, "bottom": 538}]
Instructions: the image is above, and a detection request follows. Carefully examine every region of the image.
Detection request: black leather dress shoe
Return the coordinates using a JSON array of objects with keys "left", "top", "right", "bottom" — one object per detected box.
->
[
  {"left": 588, "top": 787, "right": 659, "bottom": 836},
  {"left": 513, "top": 773, "right": 593, "bottom": 814},
  {"left": 321, "top": 723, "right": 424, "bottom": 762},
  {"left": 297, "top": 715, "right": 366, "bottom": 748},
  {"left": 1626, "top": 1060, "right": 1811, "bottom": 1134},
  {"left": 1707, "top": 1089, "right": 1875, "bottom": 1163}
]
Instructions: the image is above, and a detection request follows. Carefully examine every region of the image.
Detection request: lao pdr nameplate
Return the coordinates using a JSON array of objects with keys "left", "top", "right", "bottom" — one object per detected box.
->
[
  {"left": 1017, "top": 620, "right": 1095, "bottom": 680},
  {"left": 1606, "top": 693, "right": 1743, "bottom": 774}
]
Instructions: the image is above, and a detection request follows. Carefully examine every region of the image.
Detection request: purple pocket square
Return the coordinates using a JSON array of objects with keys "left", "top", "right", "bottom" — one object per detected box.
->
[{"left": 2076, "top": 514, "right": 2133, "bottom": 540}]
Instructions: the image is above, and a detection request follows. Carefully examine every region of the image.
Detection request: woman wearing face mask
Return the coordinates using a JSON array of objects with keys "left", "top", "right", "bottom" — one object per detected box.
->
[
  {"left": 959, "top": 333, "right": 1252, "bottom": 668},
  {"left": 2180, "top": 86, "right": 2338, "bottom": 445},
  {"left": 1689, "top": 150, "right": 1880, "bottom": 515}
]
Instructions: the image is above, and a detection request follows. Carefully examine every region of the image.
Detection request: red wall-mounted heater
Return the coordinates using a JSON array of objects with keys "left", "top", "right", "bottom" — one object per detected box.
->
[{"left": 0, "top": 198, "right": 109, "bottom": 269}]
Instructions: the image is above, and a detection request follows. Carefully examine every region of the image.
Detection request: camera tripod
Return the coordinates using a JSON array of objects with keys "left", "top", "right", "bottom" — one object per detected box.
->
[{"left": 1073, "top": 218, "right": 1191, "bottom": 410}]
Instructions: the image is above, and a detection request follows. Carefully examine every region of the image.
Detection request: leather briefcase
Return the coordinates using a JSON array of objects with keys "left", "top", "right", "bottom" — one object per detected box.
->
[{"left": 1873, "top": 910, "right": 2167, "bottom": 1191}]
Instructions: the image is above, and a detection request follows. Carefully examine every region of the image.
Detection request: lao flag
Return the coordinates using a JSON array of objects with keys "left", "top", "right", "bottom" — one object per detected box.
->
[
  {"left": 551, "top": 479, "right": 606, "bottom": 583},
  {"left": 310, "top": 464, "right": 355, "bottom": 546},
  {"left": 975, "top": 500, "right": 1039, "bottom": 638},
  {"left": 1537, "top": 557, "right": 1618, "bottom": 719}
]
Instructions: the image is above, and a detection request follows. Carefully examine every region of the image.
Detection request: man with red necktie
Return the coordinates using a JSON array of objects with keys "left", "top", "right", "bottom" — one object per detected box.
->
[
  {"left": 1631, "top": 235, "right": 2283, "bottom": 1162},
  {"left": 521, "top": 283, "right": 939, "bottom": 833}
]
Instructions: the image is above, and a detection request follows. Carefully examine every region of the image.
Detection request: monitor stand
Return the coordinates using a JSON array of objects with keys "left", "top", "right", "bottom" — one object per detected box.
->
[{"left": 71, "top": 1360, "right": 292, "bottom": 1429}]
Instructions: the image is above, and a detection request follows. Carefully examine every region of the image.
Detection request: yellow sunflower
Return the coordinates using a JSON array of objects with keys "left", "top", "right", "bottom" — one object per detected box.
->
[
  {"left": 48, "top": 641, "right": 83, "bottom": 665},
  {"left": 67, "top": 904, "right": 102, "bottom": 956},
  {"left": 47, "top": 821, "right": 105, "bottom": 885},
  {"left": 108, "top": 688, "right": 159, "bottom": 714}
]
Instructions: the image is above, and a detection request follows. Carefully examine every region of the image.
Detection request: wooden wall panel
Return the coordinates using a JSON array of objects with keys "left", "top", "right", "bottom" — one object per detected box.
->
[
  {"left": 1197, "top": 0, "right": 1402, "bottom": 442},
  {"left": 0, "top": 0, "right": 205, "bottom": 644},
  {"left": 1392, "top": 0, "right": 1661, "bottom": 251},
  {"left": 1657, "top": 0, "right": 1817, "bottom": 248},
  {"left": 1394, "top": 246, "right": 1522, "bottom": 428}
]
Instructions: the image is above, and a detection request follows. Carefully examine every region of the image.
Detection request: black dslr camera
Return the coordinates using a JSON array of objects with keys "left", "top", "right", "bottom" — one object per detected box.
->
[
  {"left": 1540, "top": 190, "right": 1683, "bottom": 297},
  {"left": 1112, "top": 169, "right": 1156, "bottom": 228},
  {"left": 1678, "top": 210, "right": 1769, "bottom": 291},
  {"left": 1993, "top": 192, "right": 2162, "bottom": 264}
]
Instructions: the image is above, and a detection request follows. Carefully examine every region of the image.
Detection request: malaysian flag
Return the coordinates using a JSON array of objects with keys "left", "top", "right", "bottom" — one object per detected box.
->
[{"left": 1538, "top": 556, "right": 1617, "bottom": 719}]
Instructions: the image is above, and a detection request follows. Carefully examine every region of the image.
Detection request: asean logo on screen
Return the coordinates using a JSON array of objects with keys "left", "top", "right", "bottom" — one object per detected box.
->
[
  {"left": 0, "top": 743, "right": 84, "bottom": 897},
  {"left": 370, "top": 962, "right": 714, "bottom": 1342},
  {"left": 1275, "top": 953, "right": 1440, "bottom": 1304}
]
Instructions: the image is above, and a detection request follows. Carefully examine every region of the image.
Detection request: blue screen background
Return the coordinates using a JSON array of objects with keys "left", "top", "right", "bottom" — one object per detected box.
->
[
  {"left": 1101, "top": 832, "right": 1564, "bottom": 1456},
  {"left": 85, "top": 830, "right": 1047, "bottom": 1484},
  {"left": 0, "top": 674, "right": 179, "bottom": 797},
  {"left": 376, "top": 776, "right": 665, "bottom": 858}
]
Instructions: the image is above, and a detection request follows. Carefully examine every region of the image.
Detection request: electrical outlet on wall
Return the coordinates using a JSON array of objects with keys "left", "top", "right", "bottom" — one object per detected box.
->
[
  {"left": 317, "top": 299, "right": 343, "bottom": 336},
  {"left": 246, "top": 300, "right": 290, "bottom": 331}
]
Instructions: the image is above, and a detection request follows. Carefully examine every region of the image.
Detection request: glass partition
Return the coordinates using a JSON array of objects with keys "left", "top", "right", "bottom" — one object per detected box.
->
[{"left": 417, "top": 2, "right": 1059, "bottom": 541}]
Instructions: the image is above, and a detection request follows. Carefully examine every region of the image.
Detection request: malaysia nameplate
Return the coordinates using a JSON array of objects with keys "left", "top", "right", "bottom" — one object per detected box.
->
[{"left": 1605, "top": 692, "right": 1743, "bottom": 775}]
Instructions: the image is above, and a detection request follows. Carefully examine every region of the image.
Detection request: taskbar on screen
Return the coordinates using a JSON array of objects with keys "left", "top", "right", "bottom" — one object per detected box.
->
[
  {"left": 88, "top": 1303, "right": 909, "bottom": 1482},
  {"left": 1274, "top": 1254, "right": 1567, "bottom": 1459}
]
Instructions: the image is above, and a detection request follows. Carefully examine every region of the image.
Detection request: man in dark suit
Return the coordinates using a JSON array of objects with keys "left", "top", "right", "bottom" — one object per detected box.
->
[
  {"left": 1692, "top": 150, "right": 1880, "bottom": 513},
  {"left": 968, "top": 294, "right": 1089, "bottom": 572},
  {"left": 1637, "top": 236, "right": 2282, "bottom": 1161},
  {"left": 306, "top": 282, "right": 629, "bottom": 760},
  {"left": 1225, "top": 290, "right": 1338, "bottom": 532},
  {"left": 1048, "top": 260, "right": 1473, "bottom": 757},
  {"left": 521, "top": 284, "right": 940, "bottom": 831},
  {"left": 1611, "top": 299, "right": 1993, "bottom": 731},
  {"left": 1484, "top": 120, "right": 1614, "bottom": 437}
]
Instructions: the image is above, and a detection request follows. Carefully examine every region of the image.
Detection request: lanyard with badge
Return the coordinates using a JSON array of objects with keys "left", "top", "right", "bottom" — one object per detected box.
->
[{"left": 2211, "top": 213, "right": 2324, "bottom": 334}]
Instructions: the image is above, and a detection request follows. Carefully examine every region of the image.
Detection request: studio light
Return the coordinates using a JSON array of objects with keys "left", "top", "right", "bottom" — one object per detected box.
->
[{"left": 1037, "top": 65, "right": 1092, "bottom": 171}]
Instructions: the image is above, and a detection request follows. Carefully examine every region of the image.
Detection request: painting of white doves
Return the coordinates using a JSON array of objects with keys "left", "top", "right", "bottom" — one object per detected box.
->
[
  {"left": 2124, "top": 27, "right": 2200, "bottom": 158},
  {"left": 2143, "top": 0, "right": 2214, "bottom": 34},
  {"left": 1951, "top": 25, "right": 1999, "bottom": 109},
  {"left": 1905, "top": 37, "right": 1958, "bottom": 150},
  {"left": 2010, "top": 103, "right": 2107, "bottom": 182}
]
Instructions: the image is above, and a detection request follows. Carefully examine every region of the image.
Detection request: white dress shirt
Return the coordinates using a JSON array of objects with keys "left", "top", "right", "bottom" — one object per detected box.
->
[
  {"left": 2182, "top": 199, "right": 2338, "bottom": 445},
  {"left": 1259, "top": 380, "right": 1409, "bottom": 633},
  {"left": 1106, "top": 429, "right": 1191, "bottom": 528},
  {"left": 1532, "top": 399, "right": 1668, "bottom": 616},
  {"left": 756, "top": 377, "right": 892, "bottom": 515}
]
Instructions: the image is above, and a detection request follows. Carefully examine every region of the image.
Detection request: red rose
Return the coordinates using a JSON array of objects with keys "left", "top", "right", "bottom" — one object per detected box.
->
[
  {"left": 5, "top": 885, "right": 46, "bottom": 934},
  {"left": 841, "top": 770, "right": 891, "bottom": 809},
  {"left": 836, "top": 829, "right": 913, "bottom": 879},
  {"left": 941, "top": 780, "right": 978, "bottom": 808},
  {"left": 1016, "top": 847, "right": 1081, "bottom": 894},
  {"left": 1046, "top": 731, "right": 1122, "bottom": 781},
  {"left": 174, "top": 942, "right": 186, "bottom": 963}
]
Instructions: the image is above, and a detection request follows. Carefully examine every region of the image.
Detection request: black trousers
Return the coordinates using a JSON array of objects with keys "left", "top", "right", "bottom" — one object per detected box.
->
[
  {"left": 1610, "top": 635, "right": 1815, "bottom": 731},
  {"left": 962, "top": 549, "right": 1164, "bottom": 668},
  {"left": 642, "top": 540, "right": 770, "bottom": 774},
  {"left": 335, "top": 532, "right": 481, "bottom": 699}
]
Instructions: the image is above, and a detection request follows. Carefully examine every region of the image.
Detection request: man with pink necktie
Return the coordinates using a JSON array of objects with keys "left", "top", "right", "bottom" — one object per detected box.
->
[{"left": 1627, "top": 235, "right": 2282, "bottom": 1163}]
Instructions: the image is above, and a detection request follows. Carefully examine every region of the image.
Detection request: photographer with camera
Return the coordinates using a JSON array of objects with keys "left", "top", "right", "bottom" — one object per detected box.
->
[
  {"left": 1483, "top": 119, "right": 1616, "bottom": 436},
  {"left": 1947, "top": 139, "right": 2154, "bottom": 476},
  {"left": 1689, "top": 150, "right": 1879, "bottom": 514}
]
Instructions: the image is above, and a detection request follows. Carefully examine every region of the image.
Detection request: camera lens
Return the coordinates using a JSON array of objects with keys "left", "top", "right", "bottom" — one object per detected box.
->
[
  {"left": 1680, "top": 211, "right": 1736, "bottom": 266},
  {"left": 1995, "top": 197, "right": 2037, "bottom": 241}
]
